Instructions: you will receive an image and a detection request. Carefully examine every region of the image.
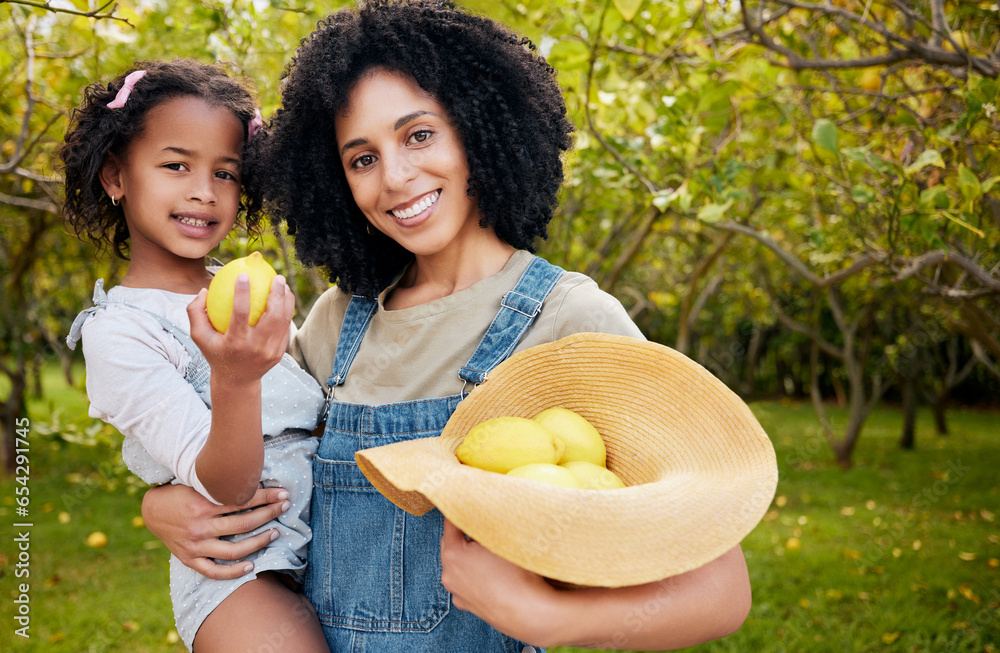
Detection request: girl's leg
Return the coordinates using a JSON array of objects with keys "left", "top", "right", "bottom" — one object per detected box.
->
[{"left": 192, "top": 572, "right": 329, "bottom": 653}]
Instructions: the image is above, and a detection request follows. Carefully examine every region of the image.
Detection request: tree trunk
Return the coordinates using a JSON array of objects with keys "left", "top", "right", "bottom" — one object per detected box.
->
[
  {"left": 900, "top": 376, "right": 917, "bottom": 450},
  {"left": 933, "top": 398, "right": 949, "bottom": 436},
  {"left": 2, "top": 370, "right": 27, "bottom": 475}
]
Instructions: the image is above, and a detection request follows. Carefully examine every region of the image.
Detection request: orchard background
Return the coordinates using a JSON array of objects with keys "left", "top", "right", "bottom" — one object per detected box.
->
[{"left": 1, "top": 1, "right": 998, "bottom": 651}]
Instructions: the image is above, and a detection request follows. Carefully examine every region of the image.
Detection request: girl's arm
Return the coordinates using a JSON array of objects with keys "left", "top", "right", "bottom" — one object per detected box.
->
[
  {"left": 142, "top": 483, "right": 291, "bottom": 579},
  {"left": 440, "top": 520, "right": 751, "bottom": 650},
  {"left": 187, "top": 275, "right": 295, "bottom": 505}
]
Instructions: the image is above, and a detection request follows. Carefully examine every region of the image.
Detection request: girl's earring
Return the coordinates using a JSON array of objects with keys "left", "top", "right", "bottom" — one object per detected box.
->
[
  {"left": 110, "top": 194, "right": 119, "bottom": 206},
  {"left": 366, "top": 223, "right": 372, "bottom": 236}
]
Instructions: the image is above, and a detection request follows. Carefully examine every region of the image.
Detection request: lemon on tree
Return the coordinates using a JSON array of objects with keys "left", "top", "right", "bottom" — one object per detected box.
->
[
  {"left": 206, "top": 252, "right": 277, "bottom": 333},
  {"left": 533, "top": 407, "right": 606, "bottom": 466},
  {"left": 456, "top": 416, "right": 564, "bottom": 473}
]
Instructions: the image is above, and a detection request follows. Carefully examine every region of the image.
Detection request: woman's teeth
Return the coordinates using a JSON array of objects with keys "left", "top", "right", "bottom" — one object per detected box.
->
[{"left": 391, "top": 191, "right": 439, "bottom": 219}]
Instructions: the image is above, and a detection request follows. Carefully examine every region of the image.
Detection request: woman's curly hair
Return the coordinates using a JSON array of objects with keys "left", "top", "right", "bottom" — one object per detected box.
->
[
  {"left": 60, "top": 58, "right": 260, "bottom": 259},
  {"left": 248, "top": 0, "right": 574, "bottom": 298}
]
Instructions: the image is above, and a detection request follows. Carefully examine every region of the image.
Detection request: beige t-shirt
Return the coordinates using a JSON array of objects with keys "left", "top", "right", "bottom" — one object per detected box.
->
[{"left": 290, "top": 250, "right": 644, "bottom": 405}]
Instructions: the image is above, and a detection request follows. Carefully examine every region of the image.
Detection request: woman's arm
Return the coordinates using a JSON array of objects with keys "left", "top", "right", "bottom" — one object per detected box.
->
[
  {"left": 188, "top": 275, "right": 295, "bottom": 505},
  {"left": 439, "top": 520, "right": 751, "bottom": 650},
  {"left": 141, "top": 483, "right": 291, "bottom": 579}
]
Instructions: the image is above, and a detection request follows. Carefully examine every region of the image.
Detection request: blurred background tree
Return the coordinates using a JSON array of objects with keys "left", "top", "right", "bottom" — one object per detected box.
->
[{"left": 2, "top": 0, "right": 998, "bottom": 473}]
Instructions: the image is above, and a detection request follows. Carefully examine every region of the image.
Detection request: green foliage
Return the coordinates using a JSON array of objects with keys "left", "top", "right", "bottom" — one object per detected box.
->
[{"left": 2, "top": 0, "right": 998, "bottom": 472}]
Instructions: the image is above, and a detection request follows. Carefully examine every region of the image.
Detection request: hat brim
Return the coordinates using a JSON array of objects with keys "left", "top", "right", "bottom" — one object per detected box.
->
[{"left": 356, "top": 333, "right": 777, "bottom": 587}]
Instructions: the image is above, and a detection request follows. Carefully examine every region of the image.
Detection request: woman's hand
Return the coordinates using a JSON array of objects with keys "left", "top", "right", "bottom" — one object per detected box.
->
[
  {"left": 440, "top": 519, "right": 557, "bottom": 645},
  {"left": 440, "top": 519, "right": 752, "bottom": 649},
  {"left": 141, "top": 483, "right": 291, "bottom": 580}
]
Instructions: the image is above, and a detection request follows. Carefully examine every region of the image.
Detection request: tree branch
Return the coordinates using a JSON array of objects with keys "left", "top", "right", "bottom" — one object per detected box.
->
[
  {"left": 894, "top": 250, "right": 1000, "bottom": 293},
  {"left": 713, "top": 220, "right": 880, "bottom": 287},
  {"left": 739, "top": 0, "right": 999, "bottom": 77},
  {"left": 0, "top": 0, "right": 134, "bottom": 25},
  {"left": 0, "top": 191, "right": 59, "bottom": 213}
]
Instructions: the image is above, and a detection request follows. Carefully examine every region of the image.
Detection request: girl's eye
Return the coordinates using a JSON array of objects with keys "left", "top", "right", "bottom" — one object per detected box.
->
[
  {"left": 216, "top": 170, "right": 238, "bottom": 181},
  {"left": 410, "top": 130, "right": 432, "bottom": 144},
  {"left": 351, "top": 154, "right": 376, "bottom": 170},
  {"left": 164, "top": 163, "right": 188, "bottom": 172}
]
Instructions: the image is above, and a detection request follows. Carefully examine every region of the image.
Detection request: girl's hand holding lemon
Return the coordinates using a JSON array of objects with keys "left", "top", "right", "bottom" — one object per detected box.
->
[{"left": 187, "top": 253, "right": 295, "bottom": 381}]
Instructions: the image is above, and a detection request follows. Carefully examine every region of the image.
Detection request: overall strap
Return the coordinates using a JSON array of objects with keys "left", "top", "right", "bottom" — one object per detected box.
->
[
  {"left": 325, "top": 295, "right": 378, "bottom": 396},
  {"left": 66, "top": 279, "right": 111, "bottom": 350},
  {"left": 459, "top": 256, "right": 565, "bottom": 386}
]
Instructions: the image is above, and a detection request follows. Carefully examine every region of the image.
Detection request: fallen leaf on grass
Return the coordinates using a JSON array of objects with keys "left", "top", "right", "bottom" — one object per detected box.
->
[
  {"left": 881, "top": 632, "right": 900, "bottom": 644},
  {"left": 958, "top": 552, "right": 977, "bottom": 561},
  {"left": 981, "top": 509, "right": 995, "bottom": 522},
  {"left": 958, "top": 583, "right": 980, "bottom": 604},
  {"left": 86, "top": 531, "right": 107, "bottom": 548}
]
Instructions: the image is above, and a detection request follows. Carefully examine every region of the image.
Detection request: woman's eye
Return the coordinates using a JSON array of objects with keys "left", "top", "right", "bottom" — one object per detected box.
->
[
  {"left": 351, "top": 154, "right": 376, "bottom": 169},
  {"left": 410, "top": 130, "right": 432, "bottom": 144}
]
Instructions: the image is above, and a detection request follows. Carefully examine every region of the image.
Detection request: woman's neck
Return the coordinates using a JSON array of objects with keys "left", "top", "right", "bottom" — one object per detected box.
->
[{"left": 386, "top": 233, "right": 517, "bottom": 310}]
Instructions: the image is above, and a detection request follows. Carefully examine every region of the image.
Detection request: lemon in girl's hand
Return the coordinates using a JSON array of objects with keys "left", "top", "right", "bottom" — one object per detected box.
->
[
  {"left": 506, "top": 463, "right": 583, "bottom": 488},
  {"left": 533, "top": 407, "right": 606, "bottom": 466},
  {"left": 456, "top": 416, "right": 564, "bottom": 473},
  {"left": 206, "top": 252, "right": 277, "bottom": 333},
  {"left": 560, "top": 460, "right": 626, "bottom": 490}
]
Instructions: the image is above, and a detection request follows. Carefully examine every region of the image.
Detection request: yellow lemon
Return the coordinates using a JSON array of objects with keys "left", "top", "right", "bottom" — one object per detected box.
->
[
  {"left": 859, "top": 69, "right": 881, "bottom": 93},
  {"left": 456, "top": 416, "right": 563, "bottom": 473},
  {"left": 506, "top": 463, "right": 583, "bottom": 488},
  {"left": 561, "top": 460, "right": 626, "bottom": 490},
  {"left": 206, "top": 252, "right": 277, "bottom": 333},
  {"left": 86, "top": 531, "right": 108, "bottom": 548},
  {"left": 944, "top": 30, "right": 969, "bottom": 52},
  {"left": 534, "top": 407, "right": 606, "bottom": 466}
]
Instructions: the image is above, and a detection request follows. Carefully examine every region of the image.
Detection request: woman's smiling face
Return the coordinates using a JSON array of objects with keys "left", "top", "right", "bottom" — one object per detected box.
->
[{"left": 335, "top": 69, "right": 484, "bottom": 258}]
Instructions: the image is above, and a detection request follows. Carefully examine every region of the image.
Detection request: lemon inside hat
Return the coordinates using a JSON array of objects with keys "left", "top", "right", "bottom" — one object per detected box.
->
[{"left": 356, "top": 333, "right": 778, "bottom": 587}]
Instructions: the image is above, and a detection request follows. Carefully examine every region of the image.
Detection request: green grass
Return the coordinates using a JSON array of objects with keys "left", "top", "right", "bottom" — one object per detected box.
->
[{"left": 3, "top": 366, "right": 998, "bottom": 652}]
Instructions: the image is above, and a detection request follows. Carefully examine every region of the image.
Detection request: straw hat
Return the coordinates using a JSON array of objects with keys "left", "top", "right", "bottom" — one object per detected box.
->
[{"left": 356, "top": 333, "right": 778, "bottom": 587}]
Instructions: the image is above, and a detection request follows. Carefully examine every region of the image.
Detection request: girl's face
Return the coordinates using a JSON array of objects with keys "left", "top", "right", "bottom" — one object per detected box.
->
[
  {"left": 335, "top": 69, "right": 483, "bottom": 259},
  {"left": 101, "top": 96, "right": 243, "bottom": 269}
]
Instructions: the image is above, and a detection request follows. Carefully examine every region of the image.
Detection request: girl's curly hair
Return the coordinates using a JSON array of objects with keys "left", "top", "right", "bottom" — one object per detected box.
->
[
  {"left": 59, "top": 58, "right": 259, "bottom": 259},
  {"left": 248, "top": 0, "right": 574, "bottom": 298}
]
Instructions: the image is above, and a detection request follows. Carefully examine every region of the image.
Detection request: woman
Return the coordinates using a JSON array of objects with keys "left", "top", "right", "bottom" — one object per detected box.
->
[{"left": 143, "top": 2, "right": 752, "bottom": 650}]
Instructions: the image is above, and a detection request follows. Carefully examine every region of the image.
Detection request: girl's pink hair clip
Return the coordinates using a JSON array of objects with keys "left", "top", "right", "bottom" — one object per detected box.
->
[
  {"left": 248, "top": 109, "right": 263, "bottom": 140},
  {"left": 107, "top": 70, "right": 147, "bottom": 109}
]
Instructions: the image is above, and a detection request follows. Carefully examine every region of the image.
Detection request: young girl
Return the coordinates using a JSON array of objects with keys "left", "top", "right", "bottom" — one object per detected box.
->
[
  {"left": 143, "top": 3, "right": 753, "bottom": 651},
  {"left": 61, "top": 59, "right": 329, "bottom": 652}
]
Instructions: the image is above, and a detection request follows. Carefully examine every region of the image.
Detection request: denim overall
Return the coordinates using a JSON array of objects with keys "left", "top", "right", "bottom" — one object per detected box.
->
[{"left": 308, "top": 257, "right": 563, "bottom": 653}]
